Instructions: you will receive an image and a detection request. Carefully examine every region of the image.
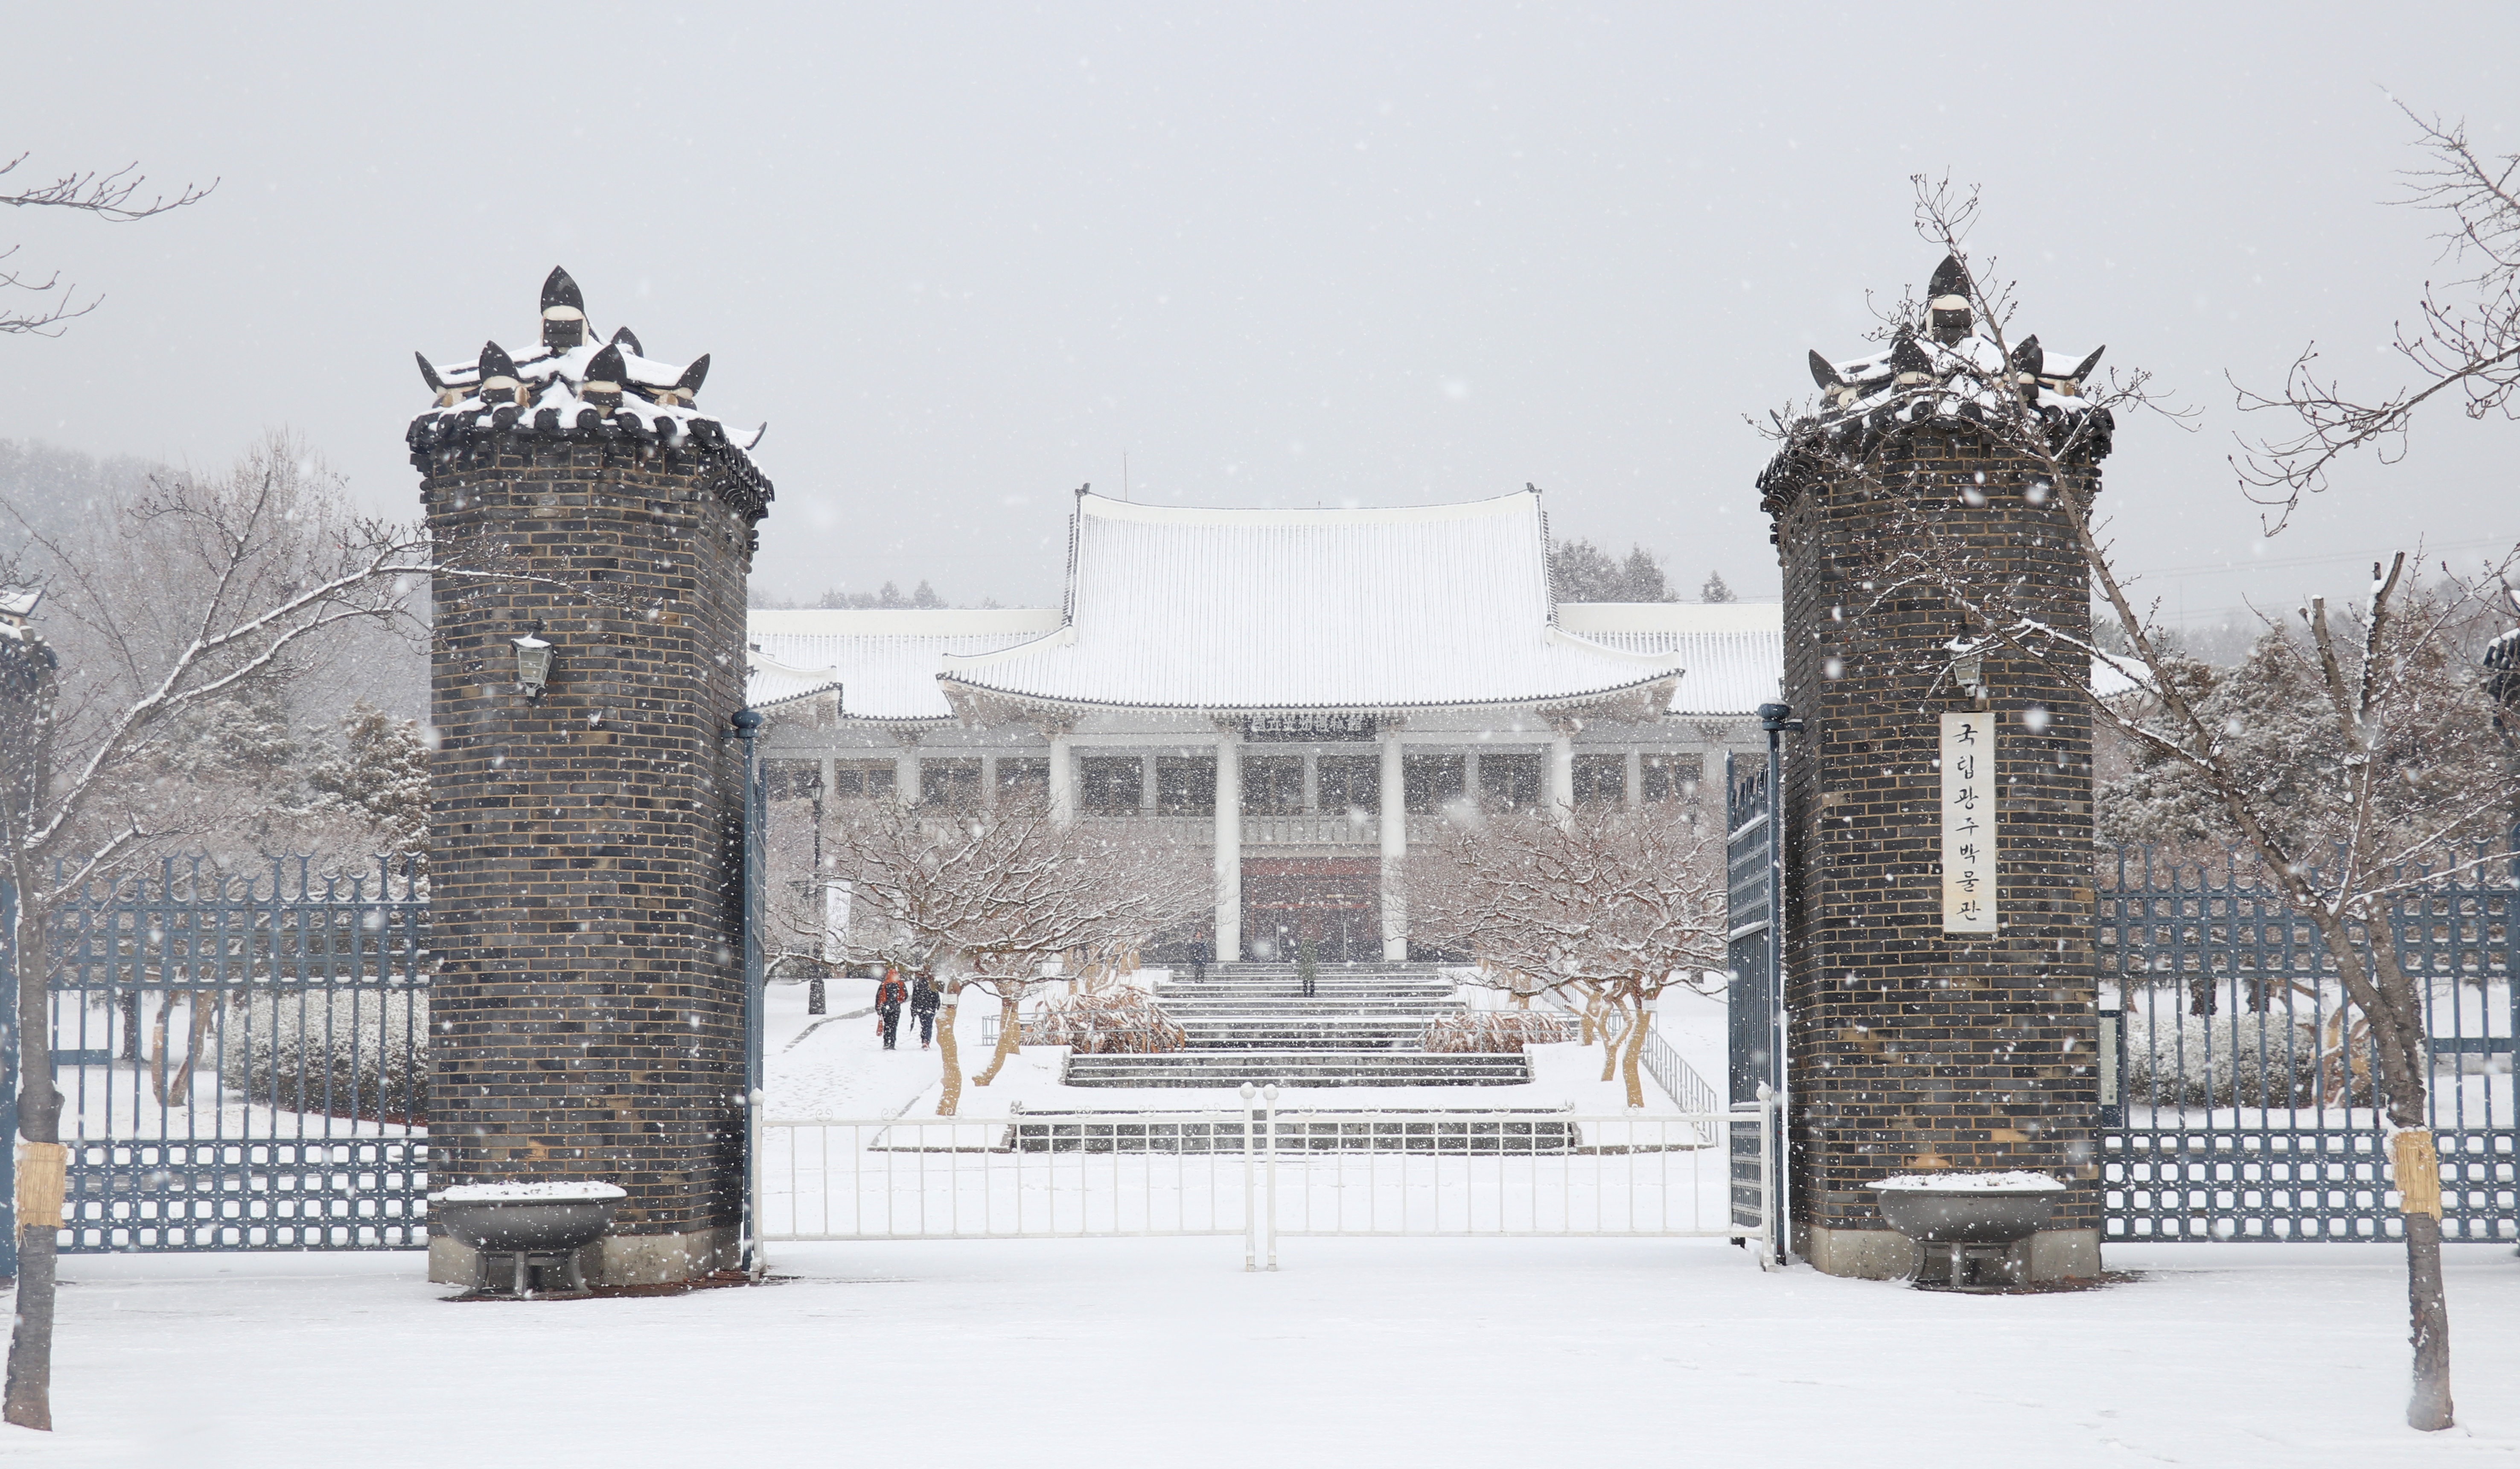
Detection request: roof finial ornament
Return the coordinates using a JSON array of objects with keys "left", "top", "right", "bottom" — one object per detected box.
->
[
  {"left": 1927, "top": 254, "right": 1972, "bottom": 345},
  {"left": 541, "top": 266, "right": 588, "bottom": 351},
  {"left": 477, "top": 341, "right": 521, "bottom": 406}
]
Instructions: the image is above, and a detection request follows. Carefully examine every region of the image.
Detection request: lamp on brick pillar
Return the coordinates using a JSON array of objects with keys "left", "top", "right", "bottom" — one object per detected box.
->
[
  {"left": 1758, "top": 253, "right": 2110, "bottom": 1285},
  {"left": 411, "top": 266, "right": 773, "bottom": 1291}
]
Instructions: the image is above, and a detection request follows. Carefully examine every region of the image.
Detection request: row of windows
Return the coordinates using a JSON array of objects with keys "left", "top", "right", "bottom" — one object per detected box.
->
[{"left": 768, "top": 753, "right": 1701, "bottom": 815}]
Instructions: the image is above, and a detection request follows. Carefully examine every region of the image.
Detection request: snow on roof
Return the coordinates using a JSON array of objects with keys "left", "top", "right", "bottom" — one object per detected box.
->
[
  {"left": 747, "top": 608, "right": 1063, "bottom": 719},
  {"left": 1553, "top": 603, "right": 1783, "bottom": 716},
  {"left": 0, "top": 586, "right": 38, "bottom": 621},
  {"left": 938, "top": 491, "right": 1681, "bottom": 716},
  {"left": 405, "top": 267, "right": 771, "bottom": 516},
  {"left": 1761, "top": 256, "right": 2115, "bottom": 502}
]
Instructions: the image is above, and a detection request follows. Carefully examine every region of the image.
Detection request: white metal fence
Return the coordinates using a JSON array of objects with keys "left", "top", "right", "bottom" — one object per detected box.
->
[{"left": 754, "top": 1093, "right": 1770, "bottom": 1270}]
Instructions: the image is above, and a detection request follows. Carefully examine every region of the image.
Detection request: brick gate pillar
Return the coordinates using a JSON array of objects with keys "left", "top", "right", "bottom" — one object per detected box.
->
[
  {"left": 1756, "top": 261, "right": 2109, "bottom": 1281},
  {"left": 411, "top": 268, "right": 773, "bottom": 1287}
]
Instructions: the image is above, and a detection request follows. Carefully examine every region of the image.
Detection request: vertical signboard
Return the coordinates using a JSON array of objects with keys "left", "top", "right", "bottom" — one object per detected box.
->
[{"left": 1940, "top": 711, "right": 1996, "bottom": 935}]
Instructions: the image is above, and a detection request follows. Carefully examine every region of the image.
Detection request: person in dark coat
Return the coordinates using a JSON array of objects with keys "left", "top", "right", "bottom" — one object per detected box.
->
[
  {"left": 1297, "top": 936, "right": 1320, "bottom": 998},
  {"left": 875, "top": 968, "right": 909, "bottom": 1050},
  {"left": 909, "top": 973, "right": 942, "bottom": 1050}
]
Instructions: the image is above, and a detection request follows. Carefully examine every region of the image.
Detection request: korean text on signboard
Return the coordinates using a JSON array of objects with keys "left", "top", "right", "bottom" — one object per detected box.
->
[{"left": 1940, "top": 711, "right": 1996, "bottom": 934}]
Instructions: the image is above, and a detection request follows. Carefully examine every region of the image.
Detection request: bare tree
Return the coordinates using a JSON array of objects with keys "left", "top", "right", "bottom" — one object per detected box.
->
[
  {"left": 1777, "top": 175, "right": 2506, "bottom": 1429},
  {"left": 0, "top": 433, "right": 560, "bottom": 1431},
  {"left": 2235, "top": 105, "right": 2520, "bottom": 528},
  {"left": 0, "top": 154, "right": 213, "bottom": 337},
  {"left": 1401, "top": 804, "right": 1726, "bottom": 1107},
  {"left": 822, "top": 796, "right": 1208, "bottom": 1114}
]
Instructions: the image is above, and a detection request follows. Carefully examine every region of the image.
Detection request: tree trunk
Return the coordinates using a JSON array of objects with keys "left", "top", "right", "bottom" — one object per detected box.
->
[
  {"left": 1618, "top": 997, "right": 1653, "bottom": 1109},
  {"left": 2362, "top": 939, "right": 2454, "bottom": 1431},
  {"left": 1598, "top": 999, "right": 1623, "bottom": 1084},
  {"left": 973, "top": 989, "right": 1023, "bottom": 1085},
  {"left": 934, "top": 984, "right": 964, "bottom": 1116},
  {"left": 7, "top": 908, "right": 61, "bottom": 1431},
  {"left": 2317, "top": 909, "right": 2455, "bottom": 1430}
]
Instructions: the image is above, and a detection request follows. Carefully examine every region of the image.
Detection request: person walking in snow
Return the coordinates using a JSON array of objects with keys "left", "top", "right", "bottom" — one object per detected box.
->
[
  {"left": 1297, "top": 936, "right": 1320, "bottom": 998},
  {"left": 875, "top": 968, "right": 909, "bottom": 1050},
  {"left": 909, "top": 972, "right": 941, "bottom": 1050}
]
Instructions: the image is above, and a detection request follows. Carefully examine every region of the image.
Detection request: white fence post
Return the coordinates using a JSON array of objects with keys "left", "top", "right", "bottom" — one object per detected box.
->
[{"left": 1262, "top": 1084, "right": 1281, "bottom": 1271}]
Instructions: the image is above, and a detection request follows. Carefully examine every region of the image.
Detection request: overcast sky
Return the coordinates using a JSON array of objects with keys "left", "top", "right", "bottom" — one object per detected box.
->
[{"left": 3, "top": 4, "right": 2512, "bottom": 626}]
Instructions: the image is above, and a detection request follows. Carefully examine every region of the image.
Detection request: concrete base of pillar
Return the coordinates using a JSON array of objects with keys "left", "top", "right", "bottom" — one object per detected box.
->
[
  {"left": 428, "top": 1225, "right": 742, "bottom": 1289},
  {"left": 1798, "top": 1223, "right": 2101, "bottom": 1283}
]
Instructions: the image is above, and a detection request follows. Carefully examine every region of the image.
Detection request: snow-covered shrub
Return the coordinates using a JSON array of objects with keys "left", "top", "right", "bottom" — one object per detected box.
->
[
  {"left": 2121, "top": 1004, "right": 2316, "bottom": 1108},
  {"left": 1025, "top": 989, "right": 1186, "bottom": 1054},
  {"left": 1421, "top": 1009, "right": 1571, "bottom": 1054},
  {"left": 217, "top": 989, "right": 428, "bottom": 1123}
]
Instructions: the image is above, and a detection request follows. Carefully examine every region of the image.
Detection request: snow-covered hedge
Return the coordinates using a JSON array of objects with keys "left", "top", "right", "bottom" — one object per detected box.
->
[
  {"left": 1025, "top": 990, "right": 1186, "bottom": 1054},
  {"left": 217, "top": 989, "right": 428, "bottom": 1124},
  {"left": 2121, "top": 1005, "right": 2316, "bottom": 1108},
  {"left": 1421, "top": 1009, "right": 1571, "bottom": 1054}
]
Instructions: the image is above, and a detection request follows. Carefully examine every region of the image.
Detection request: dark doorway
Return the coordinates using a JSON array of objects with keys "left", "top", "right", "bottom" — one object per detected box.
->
[{"left": 1241, "top": 857, "right": 1381, "bottom": 962}]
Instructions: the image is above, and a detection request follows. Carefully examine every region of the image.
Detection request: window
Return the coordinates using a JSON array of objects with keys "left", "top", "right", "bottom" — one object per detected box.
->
[
  {"left": 765, "top": 760, "right": 822, "bottom": 803},
  {"left": 1478, "top": 753, "right": 1542, "bottom": 813},
  {"left": 921, "top": 760, "right": 982, "bottom": 809},
  {"left": 997, "top": 758, "right": 1049, "bottom": 803},
  {"left": 827, "top": 761, "right": 895, "bottom": 799},
  {"left": 1242, "top": 757, "right": 1302, "bottom": 816},
  {"left": 1081, "top": 757, "right": 1144, "bottom": 816},
  {"left": 1641, "top": 753, "right": 1703, "bottom": 803},
  {"left": 1404, "top": 755, "right": 1465, "bottom": 815},
  {"left": 1157, "top": 756, "right": 1215, "bottom": 816},
  {"left": 1317, "top": 756, "right": 1378, "bottom": 813},
  {"left": 1572, "top": 755, "right": 1627, "bottom": 810}
]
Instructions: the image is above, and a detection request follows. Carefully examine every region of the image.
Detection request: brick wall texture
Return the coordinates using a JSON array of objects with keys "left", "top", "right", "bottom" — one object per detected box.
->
[
  {"left": 422, "top": 438, "right": 763, "bottom": 1241},
  {"left": 1766, "top": 425, "right": 2103, "bottom": 1241}
]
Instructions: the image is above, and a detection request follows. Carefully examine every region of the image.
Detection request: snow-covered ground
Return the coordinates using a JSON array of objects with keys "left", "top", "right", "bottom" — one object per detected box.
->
[{"left": 3, "top": 1240, "right": 2515, "bottom": 1465}]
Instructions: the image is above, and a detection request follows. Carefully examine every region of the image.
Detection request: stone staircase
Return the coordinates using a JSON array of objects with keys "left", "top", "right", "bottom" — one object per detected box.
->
[{"left": 1059, "top": 962, "right": 1538, "bottom": 1088}]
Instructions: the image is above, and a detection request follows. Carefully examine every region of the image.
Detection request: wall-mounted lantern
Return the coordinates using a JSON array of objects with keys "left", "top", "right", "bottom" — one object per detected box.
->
[{"left": 513, "top": 627, "right": 554, "bottom": 700}]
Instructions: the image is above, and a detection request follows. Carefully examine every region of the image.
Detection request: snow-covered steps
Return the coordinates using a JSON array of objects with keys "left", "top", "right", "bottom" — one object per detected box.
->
[
  {"left": 1005, "top": 1107, "right": 1578, "bottom": 1153},
  {"left": 1059, "top": 1050, "right": 1531, "bottom": 1088},
  {"left": 1171, "top": 1017, "right": 1428, "bottom": 1050}
]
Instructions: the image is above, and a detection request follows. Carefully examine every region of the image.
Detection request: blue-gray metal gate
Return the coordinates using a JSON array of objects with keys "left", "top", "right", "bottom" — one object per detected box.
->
[
  {"left": 2100, "top": 850, "right": 2517, "bottom": 1244},
  {"left": 2, "top": 858, "right": 430, "bottom": 1253},
  {"left": 1725, "top": 747, "right": 1783, "bottom": 1253}
]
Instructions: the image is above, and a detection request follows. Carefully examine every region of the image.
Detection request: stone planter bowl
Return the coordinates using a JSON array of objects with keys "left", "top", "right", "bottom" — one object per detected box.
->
[
  {"left": 1873, "top": 1180, "right": 2059, "bottom": 1244},
  {"left": 1872, "top": 1172, "right": 2063, "bottom": 1290},
  {"left": 428, "top": 1182, "right": 626, "bottom": 1294}
]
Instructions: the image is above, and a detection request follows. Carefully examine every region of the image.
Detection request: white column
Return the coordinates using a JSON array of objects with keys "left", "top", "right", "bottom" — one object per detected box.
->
[
  {"left": 1048, "top": 730, "right": 1075, "bottom": 825},
  {"left": 1463, "top": 750, "right": 1483, "bottom": 813},
  {"left": 979, "top": 752, "right": 998, "bottom": 808},
  {"left": 1214, "top": 729, "right": 1242, "bottom": 962},
  {"left": 818, "top": 756, "right": 837, "bottom": 804},
  {"left": 1547, "top": 730, "right": 1575, "bottom": 824},
  {"left": 1140, "top": 752, "right": 1160, "bottom": 815},
  {"left": 1301, "top": 751, "right": 1320, "bottom": 814},
  {"left": 1379, "top": 730, "right": 1407, "bottom": 962},
  {"left": 1625, "top": 749, "right": 1644, "bottom": 810},
  {"left": 894, "top": 737, "right": 922, "bottom": 808}
]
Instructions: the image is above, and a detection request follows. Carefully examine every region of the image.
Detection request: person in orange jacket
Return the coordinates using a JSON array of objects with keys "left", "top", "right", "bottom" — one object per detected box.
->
[{"left": 874, "top": 968, "right": 909, "bottom": 1050}]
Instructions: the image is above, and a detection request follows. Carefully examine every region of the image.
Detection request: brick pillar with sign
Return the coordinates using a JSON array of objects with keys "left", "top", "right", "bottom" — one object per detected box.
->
[
  {"left": 1754, "top": 259, "right": 2109, "bottom": 1281},
  {"left": 411, "top": 268, "right": 772, "bottom": 1288}
]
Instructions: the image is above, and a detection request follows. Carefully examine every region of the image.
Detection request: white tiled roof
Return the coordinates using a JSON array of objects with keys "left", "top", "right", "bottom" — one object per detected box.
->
[
  {"left": 747, "top": 609, "right": 1062, "bottom": 719},
  {"left": 1553, "top": 602, "right": 1783, "bottom": 716},
  {"left": 938, "top": 491, "right": 1681, "bottom": 714}
]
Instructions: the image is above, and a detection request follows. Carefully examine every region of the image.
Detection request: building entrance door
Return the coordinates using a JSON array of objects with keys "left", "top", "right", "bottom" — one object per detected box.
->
[{"left": 1241, "top": 858, "right": 1381, "bottom": 963}]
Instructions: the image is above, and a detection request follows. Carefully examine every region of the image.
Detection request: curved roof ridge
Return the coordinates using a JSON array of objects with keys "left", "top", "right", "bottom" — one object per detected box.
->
[{"left": 1077, "top": 488, "right": 1537, "bottom": 528}]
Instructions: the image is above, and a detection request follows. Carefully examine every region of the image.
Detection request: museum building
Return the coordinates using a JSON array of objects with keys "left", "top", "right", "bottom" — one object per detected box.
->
[{"left": 746, "top": 487, "right": 1781, "bottom": 962}]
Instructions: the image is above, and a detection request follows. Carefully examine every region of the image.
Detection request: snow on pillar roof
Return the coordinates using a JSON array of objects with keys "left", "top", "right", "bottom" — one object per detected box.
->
[
  {"left": 1760, "top": 254, "right": 2115, "bottom": 512},
  {"left": 405, "top": 265, "right": 772, "bottom": 519},
  {"left": 937, "top": 490, "right": 1684, "bottom": 718}
]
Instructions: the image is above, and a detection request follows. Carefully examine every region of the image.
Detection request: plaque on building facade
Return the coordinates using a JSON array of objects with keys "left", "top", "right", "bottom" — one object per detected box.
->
[{"left": 1939, "top": 710, "right": 1996, "bottom": 934}]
